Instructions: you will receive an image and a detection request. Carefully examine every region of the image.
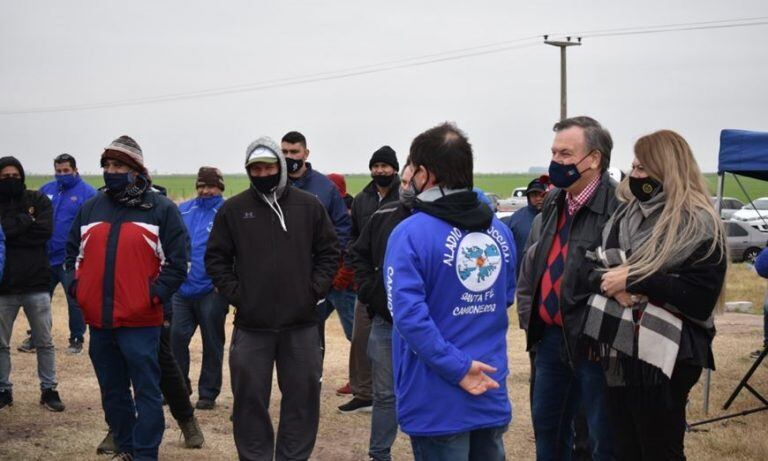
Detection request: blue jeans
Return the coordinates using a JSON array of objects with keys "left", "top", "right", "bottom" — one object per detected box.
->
[
  {"left": 50, "top": 264, "right": 85, "bottom": 342},
  {"left": 532, "top": 326, "right": 615, "bottom": 461},
  {"left": 170, "top": 291, "right": 228, "bottom": 401},
  {"left": 0, "top": 293, "right": 57, "bottom": 391},
  {"left": 410, "top": 425, "right": 507, "bottom": 461},
  {"left": 90, "top": 326, "right": 163, "bottom": 461},
  {"left": 321, "top": 288, "right": 356, "bottom": 341},
  {"left": 368, "top": 316, "right": 397, "bottom": 461}
]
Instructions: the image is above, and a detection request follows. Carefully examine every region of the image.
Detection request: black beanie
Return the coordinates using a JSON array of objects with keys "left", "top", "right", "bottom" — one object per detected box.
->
[{"left": 369, "top": 146, "right": 399, "bottom": 171}]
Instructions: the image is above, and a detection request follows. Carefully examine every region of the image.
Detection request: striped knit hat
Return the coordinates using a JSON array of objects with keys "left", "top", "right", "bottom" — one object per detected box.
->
[
  {"left": 101, "top": 135, "right": 147, "bottom": 175},
  {"left": 196, "top": 166, "right": 225, "bottom": 191}
]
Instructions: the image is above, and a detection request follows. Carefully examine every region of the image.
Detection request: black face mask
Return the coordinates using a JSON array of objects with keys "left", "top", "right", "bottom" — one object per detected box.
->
[
  {"left": 250, "top": 173, "right": 280, "bottom": 194},
  {"left": 372, "top": 174, "right": 395, "bottom": 188},
  {"left": 0, "top": 177, "right": 24, "bottom": 198},
  {"left": 629, "top": 176, "right": 662, "bottom": 202},
  {"left": 285, "top": 158, "right": 304, "bottom": 174}
]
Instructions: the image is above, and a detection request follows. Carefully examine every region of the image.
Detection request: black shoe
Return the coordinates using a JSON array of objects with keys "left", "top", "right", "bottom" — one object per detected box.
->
[
  {"left": 40, "top": 389, "right": 65, "bottom": 412},
  {"left": 337, "top": 397, "right": 373, "bottom": 414},
  {"left": 66, "top": 338, "right": 83, "bottom": 354},
  {"left": 195, "top": 398, "right": 215, "bottom": 410},
  {"left": 750, "top": 347, "right": 766, "bottom": 359},
  {"left": 178, "top": 415, "right": 205, "bottom": 448},
  {"left": 0, "top": 389, "right": 12, "bottom": 410},
  {"left": 17, "top": 334, "right": 35, "bottom": 353},
  {"left": 111, "top": 453, "right": 133, "bottom": 460},
  {"left": 97, "top": 430, "right": 117, "bottom": 455}
]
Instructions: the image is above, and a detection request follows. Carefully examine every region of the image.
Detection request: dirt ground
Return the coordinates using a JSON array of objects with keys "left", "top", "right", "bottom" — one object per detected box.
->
[{"left": 1, "top": 266, "right": 768, "bottom": 460}]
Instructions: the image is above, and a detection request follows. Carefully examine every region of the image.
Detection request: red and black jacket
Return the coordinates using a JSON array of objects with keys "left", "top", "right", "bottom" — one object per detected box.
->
[{"left": 64, "top": 191, "right": 189, "bottom": 329}]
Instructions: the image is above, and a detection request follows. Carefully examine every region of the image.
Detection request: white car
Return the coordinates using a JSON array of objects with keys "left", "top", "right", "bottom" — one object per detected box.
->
[{"left": 730, "top": 197, "right": 768, "bottom": 232}]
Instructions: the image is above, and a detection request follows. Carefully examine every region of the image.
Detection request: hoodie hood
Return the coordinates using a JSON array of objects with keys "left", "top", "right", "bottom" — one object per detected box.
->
[
  {"left": 0, "top": 156, "right": 26, "bottom": 183},
  {"left": 413, "top": 188, "right": 493, "bottom": 232},
  {"left": 245, "top": 136, "right": 287, "bottom": 199},
  {"left": 326, "top": 173, "right": 347, "bottom": 196}
]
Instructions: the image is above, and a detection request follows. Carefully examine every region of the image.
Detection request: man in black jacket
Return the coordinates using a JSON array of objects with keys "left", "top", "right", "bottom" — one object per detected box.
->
[
  {"left": 522, "top": 116, "right": 618, "bottom": 460},
  {"left": 350, "top": 162, "right": 413, "bottom": 461},
  {"left": 0, "top": 156, "right": 64, "bottom": 412},
  {"left": 340, "top": 145, "right": 401, "bottom": 413},
  {"left": 205, "top": 136, "right": 339, "bottom": 461}
]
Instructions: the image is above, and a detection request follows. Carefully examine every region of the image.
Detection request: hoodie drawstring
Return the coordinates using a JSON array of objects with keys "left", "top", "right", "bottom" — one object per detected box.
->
[{"left": 262, "top": 191, "right": 287, "bottom": 232}]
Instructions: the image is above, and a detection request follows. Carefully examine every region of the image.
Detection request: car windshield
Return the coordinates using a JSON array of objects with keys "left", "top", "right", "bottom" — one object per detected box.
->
[{"left": 742, "top": 199, "right": 768, "bottom": 210}]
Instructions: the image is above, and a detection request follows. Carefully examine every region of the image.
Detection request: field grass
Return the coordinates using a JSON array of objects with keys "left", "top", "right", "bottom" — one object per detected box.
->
[
  {"left": 24, "top": 173, "right": 768, "bottom": 203},
  {"left": 0, "top": 264, "right": 766, "bottom": 460}
]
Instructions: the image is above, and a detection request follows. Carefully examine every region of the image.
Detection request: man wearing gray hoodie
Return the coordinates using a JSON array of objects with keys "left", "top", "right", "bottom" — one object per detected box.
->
[{"left": 205, "top": 137, "right": 339, "bottom": 461}]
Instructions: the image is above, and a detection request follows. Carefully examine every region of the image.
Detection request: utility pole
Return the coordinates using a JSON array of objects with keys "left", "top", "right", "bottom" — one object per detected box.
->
[{"left": 544, "top": 35, "right": 581, "bottom": 120}]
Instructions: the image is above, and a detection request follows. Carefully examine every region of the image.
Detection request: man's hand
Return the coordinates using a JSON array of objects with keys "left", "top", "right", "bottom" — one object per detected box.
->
[{"left": 459, "top": 360, "right": 499, "bottom": 396}]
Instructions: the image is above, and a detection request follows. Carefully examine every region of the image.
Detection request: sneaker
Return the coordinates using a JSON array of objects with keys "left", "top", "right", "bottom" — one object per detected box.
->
[
  {"left": 337, "top": 397, "right": 373, "bottom": 414},
  {"left": 111, "top": 453, "right": 133, "bottom": 461},
  {"left": 17, "top": 334, "right": 35, "bottom": 353},
  {"left": 40, "top": 389, "right": 65, "bottom": 412},
  {"left": 195, "top": 398, "right": 215, "bottom": 410},
  {"left": 750, "top": 347, "right": 766, "bottom": 359},
  {"left": 335, "top": 382, "right": 352, "bottom": 396},
  {"left": 178, "top": 415, "right": 204, "bottom": 448},
  {"left": 96, "top": 430, "right": 117, "bottom": 455},
  {"left": 66, "top": 338, "right": 83, "bottom": 355},
  {"left": 0, "top": 389, "right": 12, "bottom": 410}
]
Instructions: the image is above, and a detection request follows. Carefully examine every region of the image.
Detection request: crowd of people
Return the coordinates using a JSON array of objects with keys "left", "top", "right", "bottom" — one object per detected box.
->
[{"left": 0, "top": 117, "right": 728, "bottom": 461}]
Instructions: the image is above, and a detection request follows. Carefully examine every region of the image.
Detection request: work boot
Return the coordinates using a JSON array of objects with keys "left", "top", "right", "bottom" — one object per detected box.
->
[
  {"left": 66, "top": 338, "right": 83, "bottom": 354},
  {"left": 40, "top": 389, "right": 65, "bottom": 412},
  {"left": 96, "top": 430, "right": 117, "bottom": 455},
  {"left": 178, "top": 415, "right": 204, "bottom": 448},
  {"left": 17, "top": 333, "right": 35, "bottom": 353}
]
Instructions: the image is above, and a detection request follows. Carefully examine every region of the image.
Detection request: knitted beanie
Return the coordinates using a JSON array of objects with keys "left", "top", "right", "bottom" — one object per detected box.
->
[
  {"left": 368, "top": 146, "right": 399, "bottom": 171},
  {"left": 101, "top": 135, "right": 147, "bottom": 175},
  {"left": 196, "top": 166, "right": 225, "bottom": 191}
]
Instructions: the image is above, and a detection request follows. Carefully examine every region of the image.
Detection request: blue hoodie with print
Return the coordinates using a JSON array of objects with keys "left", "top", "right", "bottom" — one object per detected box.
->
[
  {"left": 384, "top": 191, "right": 517, "bottom": 437},
  {"left": 40, "top": 175, "right": 97, "bottom": 267},
  {"left": 177, "top": 194, "right": 224, "bottom": 299}
]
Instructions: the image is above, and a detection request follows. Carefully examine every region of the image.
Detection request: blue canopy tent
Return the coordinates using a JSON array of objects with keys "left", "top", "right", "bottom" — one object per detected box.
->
[{"left": 693, "top": 129, "right": 768, "bottom": 424}]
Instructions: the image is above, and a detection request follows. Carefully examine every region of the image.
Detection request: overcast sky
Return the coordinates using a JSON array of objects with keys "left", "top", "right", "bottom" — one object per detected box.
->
[{"left": 1, "top": 1, "right": 767, "bottom": 175}]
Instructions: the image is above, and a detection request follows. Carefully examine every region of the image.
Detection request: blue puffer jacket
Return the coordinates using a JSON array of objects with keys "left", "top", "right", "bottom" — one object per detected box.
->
[
  {"left": 289, "top": 163, "right": 351, "bottom": 250},
  {"left": 40, "top": 175, "right": 97, "bottom": 266},
  {"left": 384, "top": 211, "right": 517, "bottom": 436},
  {"left": 177, "top": 195, "right": 224, "bottom": 299}
]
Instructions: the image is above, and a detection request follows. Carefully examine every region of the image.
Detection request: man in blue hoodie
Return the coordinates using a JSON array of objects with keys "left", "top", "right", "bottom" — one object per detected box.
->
[
  {"left": 18, "top": 154, "right": 96, "bottom": 355},
  {"left": 384, "top": 123, "right": 517, "bottom": 460},
  {"left": 170, "top": 167, "right": 229, "bottom": 411}
]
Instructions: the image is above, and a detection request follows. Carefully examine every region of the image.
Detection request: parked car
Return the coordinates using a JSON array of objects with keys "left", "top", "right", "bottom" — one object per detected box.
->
[
  {"left": 711, "top": 197, "right": 745, "bottom": 220},
  {"left": 725, "top": 221, "right": 768, "bottom": 262},
  {"left": 730, "top": 197, "right": 768, "bottom": 231},
  {"left": 511, "top": 187, "right": 527, "bottom": 198}
]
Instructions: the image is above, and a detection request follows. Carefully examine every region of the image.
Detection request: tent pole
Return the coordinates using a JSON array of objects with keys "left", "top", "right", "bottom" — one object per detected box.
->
[{"left": 704, "top": 173, "right": 726, "bottom": 415}]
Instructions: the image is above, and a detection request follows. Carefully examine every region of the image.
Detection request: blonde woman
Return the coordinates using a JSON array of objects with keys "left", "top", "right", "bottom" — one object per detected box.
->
[{"left": 583, "top": 130, "right": 726, "bottom": 460}]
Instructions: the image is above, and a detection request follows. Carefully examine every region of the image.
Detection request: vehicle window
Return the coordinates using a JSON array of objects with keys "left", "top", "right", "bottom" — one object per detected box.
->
[{"left": 727, "top": 222, "right": 749, "bottom": 237}]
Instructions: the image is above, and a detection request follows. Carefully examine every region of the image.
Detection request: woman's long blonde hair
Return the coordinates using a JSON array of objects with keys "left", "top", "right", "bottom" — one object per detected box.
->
[{"left": 616, "top": 129, "right": 726, "bottom": 282}]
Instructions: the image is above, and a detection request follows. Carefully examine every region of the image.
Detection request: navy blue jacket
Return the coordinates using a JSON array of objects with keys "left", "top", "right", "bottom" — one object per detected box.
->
[
  {"left": 502, "top": 204, "right": 540, "bottom": 271},
  {"left": 289, "top": 163, "right": 352, "bottom": 250},
  {"left": 40, "top": 176, "right": 97, "bottom": 267}
]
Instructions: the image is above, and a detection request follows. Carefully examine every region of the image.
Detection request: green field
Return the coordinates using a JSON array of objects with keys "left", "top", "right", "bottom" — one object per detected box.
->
[{"left": 23, "top": 173, "right": 768, "bottom": 203}]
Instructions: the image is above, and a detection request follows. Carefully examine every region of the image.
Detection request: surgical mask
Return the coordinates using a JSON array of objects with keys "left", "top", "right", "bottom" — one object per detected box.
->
[
  {"left": 548, "top": 153, "right": 593, "bottom": 189},
  {"left": 55, "top": 174, "right": 78, "bottom": 189},
  {"left": 372, "top": 174, "right": 395, "bottom": 188},
  {"left": 103, "top": 172, "right": 135, "bottom": 193},
  {"left": 629, "top": 176, "right": 662, "bottom": 202},
  {"left": 399, "top": 184, "right": 417, "bottom": 209},
  {"left": 0, "top": 178, "right": 24, "bottom": 198},
  {"left": 250, "top": 173, "right": 280, "bottom": 194},
  {"left": 285, "top": 157, "right": 304, "bottom": 174}
]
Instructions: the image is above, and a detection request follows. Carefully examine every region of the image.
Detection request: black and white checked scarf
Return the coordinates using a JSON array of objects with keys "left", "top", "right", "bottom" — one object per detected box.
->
[{"left": 583, "top": 247, "right": 683, "bottom": 386}]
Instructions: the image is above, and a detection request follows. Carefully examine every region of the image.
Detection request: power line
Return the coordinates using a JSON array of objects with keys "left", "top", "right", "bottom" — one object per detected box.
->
[{"left": 2, "top": 16, "right": 767, "bottom": 115}]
